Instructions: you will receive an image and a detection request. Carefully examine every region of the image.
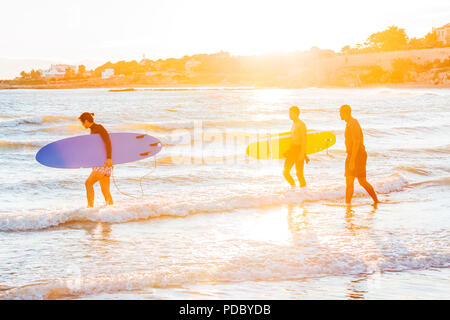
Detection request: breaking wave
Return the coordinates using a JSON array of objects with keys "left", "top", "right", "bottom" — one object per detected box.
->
[
  {"left": 0, "top": 140, "right": 43, "bottom": 150},
  {"left": 408, "top": 176, "right": 450, "bottom": 188},
  {"left": 2, "top": 225, "right": 449, "bottom": 299},
  {"left": 391, "top": 144, "right": 450, "bottom": 155},
  {"left": 0, "top": 115, "right": 73, "bottom": 127},
  {"left": 372, "top": 88, "right": 448, "bottom": 97},
  {"left": 0, "top": 174, "right": 407, "bottom": 232},
  {"left": 396, "top": 165, "right": 432, "bottom": 176}
]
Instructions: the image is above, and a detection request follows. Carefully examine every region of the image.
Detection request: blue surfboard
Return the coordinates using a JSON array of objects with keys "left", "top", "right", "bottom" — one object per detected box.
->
[{"left": 36, "top": 133, "right": 162, "bottom": 168}]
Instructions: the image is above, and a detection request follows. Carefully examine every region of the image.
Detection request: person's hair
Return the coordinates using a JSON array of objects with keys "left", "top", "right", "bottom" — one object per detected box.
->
[
  {"left": 340, "top": 104, "right": 351, "bottom": 114},
  {"left": 78, "top": 112, "right": 95, "bottom": 123},
  {"left": 290, "top": 106, "right": 300, "bottom": 116}
]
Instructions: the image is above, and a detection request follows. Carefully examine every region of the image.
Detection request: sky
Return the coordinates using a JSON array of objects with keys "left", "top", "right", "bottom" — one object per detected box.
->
[{"left": 0, "top": 0, "right": 449, "bottom": 78}]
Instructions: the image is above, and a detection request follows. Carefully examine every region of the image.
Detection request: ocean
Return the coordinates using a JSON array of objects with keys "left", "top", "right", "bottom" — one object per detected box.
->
[{"left": 0, "top": 87, "right": 449, "bottom": 299}]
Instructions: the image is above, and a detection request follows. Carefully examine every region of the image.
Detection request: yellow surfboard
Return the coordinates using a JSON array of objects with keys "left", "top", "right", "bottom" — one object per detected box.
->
[{"left": 246, "top": 131, "right": 336, "bottom": 160}]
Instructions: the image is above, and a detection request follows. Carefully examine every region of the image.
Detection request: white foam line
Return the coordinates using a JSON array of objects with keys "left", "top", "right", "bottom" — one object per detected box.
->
[
  {"left": 2, "top": 234, "right": 448, "bottom": 300},
  {"left": 0, "top": 174, "right": 408, "bottom": 232}
]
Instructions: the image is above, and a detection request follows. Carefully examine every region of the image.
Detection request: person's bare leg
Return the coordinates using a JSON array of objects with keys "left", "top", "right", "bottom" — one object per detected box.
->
[
  {"left": 283, "top": 158, "right": 296, "bottom": 187},
  {"left": 85, "top": 179, "right": 94, "bottom": 208},
  {"left": 100, "top": 176, "right": 114, "bottom": 205},
  {"left": 345, "top": 176, "right": 356, "bottom": 204},
  {"left": 357, "top": 177, "right": 379, "bottom": 204},
  {"left": 295, "top": 158, "right": 306, "bottom": 187},
  {"left": 85, "top": 171, "right": 102, "bottom": 208}
]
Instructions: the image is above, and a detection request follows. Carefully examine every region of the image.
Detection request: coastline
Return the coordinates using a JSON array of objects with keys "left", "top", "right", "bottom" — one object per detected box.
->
[
  {"left": 1, "top": 82, "right": 449, "bottom": 90},
  {"left": 3, "top": 47, "right": 448, "bottom": 91}
]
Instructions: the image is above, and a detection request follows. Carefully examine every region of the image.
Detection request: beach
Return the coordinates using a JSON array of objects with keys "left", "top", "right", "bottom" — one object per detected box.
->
[{"left": 0, "top": 87, "right": 449, "bottom": 299}]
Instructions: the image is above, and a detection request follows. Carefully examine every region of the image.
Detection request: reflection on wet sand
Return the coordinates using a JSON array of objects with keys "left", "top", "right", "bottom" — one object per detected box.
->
[
  {"left": 287, "top": 204, "right": 309, "bottom": 243},
  {"left": 346, "top": 276, "right": 367, "bottom": 299},
  {"left": 344, "top": 204, "right": 378, "bottom": 300},
  {"left": 65, "top": 221, "right": 112, "bottom": 240}
]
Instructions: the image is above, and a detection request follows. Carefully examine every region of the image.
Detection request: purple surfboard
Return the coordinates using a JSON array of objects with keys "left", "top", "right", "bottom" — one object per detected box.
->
[{"left": 36, "top": 133, "right": 162, "bottom": 168}]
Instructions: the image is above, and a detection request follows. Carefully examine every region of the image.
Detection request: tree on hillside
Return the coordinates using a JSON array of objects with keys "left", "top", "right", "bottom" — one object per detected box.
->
[
  {"left": 94, "top": 62, "right": 113, "bottom": 77},
  {"left": 94, "top": 60, "right": 146, "bottom": 76},
  {"left": 408, "top": 37, "right": 425, "bottom": 49},
  {"left": 366, "top": 26, "right": 408, "bottom": 51},
  {"left": 115, "top": 60, "right": 144, "bottom": 75},
  {"left": 341, "top": 45, "right": 352, "bottom": 54},
  {"left": 388, "top": 58, "right": 415, "bottom": 83},
  {"left": 359, "top": 65, "right": 387, "bottom": 84},
  {"left": 423, "top": 31, "right": 443, "bottom": 48},
  {"left": 18, "top": 70, "right": 41, "bottom": 81},
  {"left": 30, "top": 69, "right": 41, "bottom": 80},
  {"left": 64, "top": 67, "right": 75, "bottom": 79},
  {"left": 77, "top": 65, "right": 86, "bottom": 78},
  {"left": 409, "top": 31, "right": 444, "bottom": 49}
]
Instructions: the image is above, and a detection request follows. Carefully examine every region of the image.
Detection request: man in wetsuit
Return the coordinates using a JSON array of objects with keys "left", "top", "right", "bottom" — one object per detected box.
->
[
  {"left": 340, "top": 105, "right": 379, "bottom": 205},
  {"left": 283, "top": 106, "right": 309, "bottom": 188},
  {"left": 79, "top": 112, "right": 114, "bottom": 208}
]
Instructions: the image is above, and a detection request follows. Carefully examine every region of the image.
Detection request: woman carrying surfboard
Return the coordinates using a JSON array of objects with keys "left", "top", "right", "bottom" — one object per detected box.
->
[{"left": 79, "top": 112, "right": 114, "bottom": 207}]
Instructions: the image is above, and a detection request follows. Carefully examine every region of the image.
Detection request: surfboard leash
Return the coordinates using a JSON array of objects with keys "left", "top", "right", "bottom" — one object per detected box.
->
[{"left": 111, "top": 155, "right": 157, "bottom": 199}]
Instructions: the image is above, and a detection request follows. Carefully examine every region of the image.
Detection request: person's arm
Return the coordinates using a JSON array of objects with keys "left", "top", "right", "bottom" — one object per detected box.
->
[
  {"left": 302, "top": 123, "right": 309, "bottom": 163},
  {"left": 299, "top": 122, "right": 307, "bottom": 158},
  {"left": 349, "top": 123, "right": 362, "bottom": 170},
  {"left": 285, "top": 123, "right": 301, "bottom": 158},
  {"left": 98, "top": 126, "right": 112, "bottom": 166}
]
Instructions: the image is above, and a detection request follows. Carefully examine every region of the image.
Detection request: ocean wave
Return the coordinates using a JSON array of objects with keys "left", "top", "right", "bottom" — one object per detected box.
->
[
  {"left": 117, "top": 119, "right": 287, "bottom": 132},
  {"left": 408, "top": 176, "right": 450, "bottom": 188},
  {"left": 119, "top": 121, "right": 195, "bottom": 132},
  {"left": 0, "top": 115, "right": 73, "bottom": 127},
  {"left": 396, "top": 165, "right": 432, "bottom": 176},
  {"left": 391, "top": 144, "right": 450, "bottom": 155},
  {"left": 372, "top": 88, "right": 447, "bottom": 97},
  {"left": 108, "top": 87, "right": 255, "bottom": 92},
  {"left": 359, "top": 124, "right": 450, "bottom": 138},
  {"left": 0, "top": 174, "right": 408, "bottom": 232},
  {"left": 391, "top": 124, "right": 450, "bottom": 134},
  {"left": 0, "top": 140, "right": 43, "bottom": 150},
  {"left": 425, "top": 144, "right": 450, "bottom": 154},
  {"left": 2, "top": 229, "right": 449, "bottom": 299},
  {"left": 156, "top": 154, "right": 249, "bottom": 166},
  {"left": 205, "top": 119, "right": 286, "bottom": 129},
  {"left": 38, "top": 124, "right": 84, "bottom": 135}
]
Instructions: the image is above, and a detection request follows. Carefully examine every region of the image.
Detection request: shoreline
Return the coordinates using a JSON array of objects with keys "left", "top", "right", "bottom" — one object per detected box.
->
[{"left": 1, "top": 82, "right": 449, "bottom": 90}]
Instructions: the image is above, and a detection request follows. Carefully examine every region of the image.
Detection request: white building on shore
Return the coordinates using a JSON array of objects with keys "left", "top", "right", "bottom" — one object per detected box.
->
[
  {"left": 39, "top": 64, "right": 77, "bottom": 78},
  {"left": 433, "top": 23, "right": 450, "bottom": 45},
  {"left": 101, "top": 68, "right": 115, "bottom": 79},
  {"left": 185, "top": 59, "right": 200, "bottom": 74}
]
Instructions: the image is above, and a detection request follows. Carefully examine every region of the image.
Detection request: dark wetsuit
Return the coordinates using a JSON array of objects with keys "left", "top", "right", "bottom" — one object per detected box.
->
[
  {"left": 345, "top": 117, "right": 367, "bottom": 178},
  {"left": 89, "top": 123, "right": 113, "bottom": 177},
  {"left": 89, "top": 123, "right": 112, "bottom": 159}
]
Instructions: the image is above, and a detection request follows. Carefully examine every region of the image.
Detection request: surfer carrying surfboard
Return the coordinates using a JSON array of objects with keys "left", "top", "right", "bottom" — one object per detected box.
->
[
  {"left": 340, "top": 105, "right": 378, "bottom": 205},
  {"left": 283, "top": 106, "right": 309, "bottom": 188},
  {"left": 79, "top": 112, "right": 114, "bottom": 208}
]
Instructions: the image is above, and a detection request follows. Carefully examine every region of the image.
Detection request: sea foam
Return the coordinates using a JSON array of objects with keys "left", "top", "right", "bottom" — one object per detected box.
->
[{"left": 0, "top": 174, "right": 408, "bottom": 232}]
